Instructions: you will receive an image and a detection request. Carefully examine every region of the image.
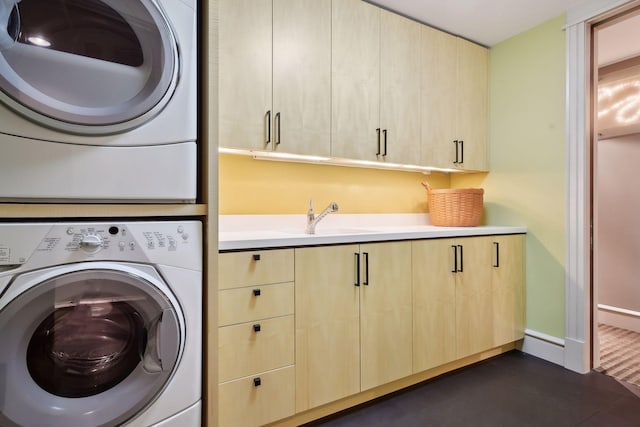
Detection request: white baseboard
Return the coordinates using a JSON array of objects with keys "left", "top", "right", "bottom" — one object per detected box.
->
[
  {"left": 598, "top": 304, "right": 640, "bottom": 333},
  {"left": 520, "top": 329, "right": 565, "bottom": 367}
]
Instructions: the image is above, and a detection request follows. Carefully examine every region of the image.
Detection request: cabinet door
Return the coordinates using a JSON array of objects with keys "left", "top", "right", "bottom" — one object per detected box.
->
[
  {"left": 455, "top": 236, "right": 493, "bottom": 359},
  {"left": 412, "top": 239, "right": 457, "bottom": 372},
  {"left": 491, "top": 234, "right": 525, "bottom": 346},
  {"left": 295, "top": 245, "right": 360, "bottom": 411},
  {"left": 219, "top": 0, "right": 272, "bottom": 150},
  {"left": 331, "top": 0, "right": 380, "bottom": 161},
  {"left": 456, "top": 38, "right": 488, "bottom": 171},
  {"left": 360, "top": 242, "right": 412, "bottom": 390},
  {"left": 379, "top": 10, "right": 421, "bottom": 164},
  {"left": 420, "top": 26, "right": 457, "bottom": 168},
  {"left": 273, "top": 0, "right": 331, "bottom": 156}
]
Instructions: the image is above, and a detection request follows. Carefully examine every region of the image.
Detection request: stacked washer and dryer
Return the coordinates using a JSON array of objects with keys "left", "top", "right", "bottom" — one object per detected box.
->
[{"left": 0, "top": 0, "right": 202, "bottom": 426}]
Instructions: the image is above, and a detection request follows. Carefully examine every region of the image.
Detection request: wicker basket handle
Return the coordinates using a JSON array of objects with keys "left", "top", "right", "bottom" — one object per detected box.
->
[{"left": 421, "top": 181, "right": 432, "bottom": 193}]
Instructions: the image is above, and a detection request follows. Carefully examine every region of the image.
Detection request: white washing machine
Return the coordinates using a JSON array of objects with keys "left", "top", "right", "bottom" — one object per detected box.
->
[
  {"left": 0, "top": 220, "right": 202, "bottom": 426},
  {"left": 0, "top": 0, "right": 197, "bottom": 202}
]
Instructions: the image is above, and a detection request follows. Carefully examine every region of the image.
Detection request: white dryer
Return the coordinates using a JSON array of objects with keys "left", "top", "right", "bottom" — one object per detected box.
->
[
  {"left": 0, "top": 0, "right": 197, "bottom": 202},
  {"left": 0, "top": 220, "right": 202, "bottom": 426}
]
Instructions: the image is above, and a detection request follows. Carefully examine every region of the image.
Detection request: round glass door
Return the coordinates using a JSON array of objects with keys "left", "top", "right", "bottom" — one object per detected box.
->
[
  {"left": 0, "top": 265, "right": 183, "bottom": 427},
  {"left": 0, "top": 0, "right": 177, "bottom": 134}
]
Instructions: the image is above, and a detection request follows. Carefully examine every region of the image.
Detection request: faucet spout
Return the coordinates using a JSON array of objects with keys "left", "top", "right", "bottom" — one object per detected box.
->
[{"left": 306, "top": 200, "right": 338, "bottom": 234}]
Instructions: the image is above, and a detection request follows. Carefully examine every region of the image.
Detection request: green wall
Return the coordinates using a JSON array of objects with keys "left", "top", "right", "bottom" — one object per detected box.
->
[{"left": 453, "top": 15, "right": 567, "bottom": 339}]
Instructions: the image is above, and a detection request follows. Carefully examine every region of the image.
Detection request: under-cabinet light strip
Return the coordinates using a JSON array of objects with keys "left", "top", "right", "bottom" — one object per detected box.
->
[{"left": 218, "top": 147, "right": 466, "bottom": 174}]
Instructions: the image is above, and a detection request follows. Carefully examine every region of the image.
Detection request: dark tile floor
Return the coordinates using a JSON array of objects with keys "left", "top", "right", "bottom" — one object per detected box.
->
[{"left": 306, "top": 351, "right": 640, "bottom": 427}]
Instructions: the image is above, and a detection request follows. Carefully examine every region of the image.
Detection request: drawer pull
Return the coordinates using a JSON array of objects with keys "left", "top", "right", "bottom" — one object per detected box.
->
[
  {"left": 253, "top": 323, "right": 261, "bottom": 332},
  {"left": 252, "top": 254, "right": 261, "bottom": 261},
  {"left": 253, "top": 377, "right": 262, "bottom": 387},
  {"left": 253, "top": 288, "right": 261, "bottom": 296}
]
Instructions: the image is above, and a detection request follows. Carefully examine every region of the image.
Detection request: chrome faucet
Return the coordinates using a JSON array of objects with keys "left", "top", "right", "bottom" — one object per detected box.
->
[{"left": 306, "top": 199, "right": 339, "bottom": 234}]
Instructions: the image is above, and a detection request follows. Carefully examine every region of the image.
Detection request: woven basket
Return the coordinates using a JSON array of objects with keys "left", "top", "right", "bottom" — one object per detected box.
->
[{"left": 422, "top": 181, "right": 484, "bottom": 227}]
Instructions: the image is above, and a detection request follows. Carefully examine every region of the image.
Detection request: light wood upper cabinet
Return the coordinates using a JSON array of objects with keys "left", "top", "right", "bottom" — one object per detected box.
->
[
  {"left": 456, "top": 38, "right": 488, "bottom": 171},
  {"left": 220, "top": 0, "right": 487, "bottom": 169},
  {"left": 359, "top": 241, "right": 413, "bottom": 390},
  {"left": 331, "top": 0, "right": 380, "bottom": 161},
  {"left": 273, "top": 0, "right": 331, "bottom": 156},
  {"left": 420, "top": 26, "right": 457, "bottom": 169},
  {"left": 379, "top": 10, "right": 422, "bottom": 164},
  {"left": 295, "top": 244, "right": 361, "bottom": 412},
  {"left": 491, "top": 234, "right": 526, "bottom": 346},
  {"left": 421, "top": 29, "right": 488, "bottom": 170},
  {"left": 219, "top": 0, "right": 271, "bottom": 150},
  {"left": 219, "top": 0, "right": 331, "bottom": 156},
  {"left": 332, "top": 1, "right": 421, "bottom": 164}
]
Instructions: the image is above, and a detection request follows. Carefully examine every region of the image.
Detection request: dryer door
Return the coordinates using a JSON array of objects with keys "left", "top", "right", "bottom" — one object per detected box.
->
[
  {"left": 0, "top": 0, "right": 178, "bottom": 135},
  {"left": 0, "top": 263, "right": 184, "bottom": 427}
]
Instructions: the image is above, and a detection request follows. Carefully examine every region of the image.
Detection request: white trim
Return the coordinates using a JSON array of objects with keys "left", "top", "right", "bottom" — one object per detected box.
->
[
  {"left": 565, "top": 19, "right": 591, "bottom": 374},
  {"left": 521, "top": 329, "right": 565, "bottom": 366},
  {"left": 524, "top": 328, "right": 566, "bottom": 346},
  {"left": 598, "top": 304, "right": 640, "bottom": 332},
  {"left": 567, "top": 0, "right": 634, "bottom": 27}
]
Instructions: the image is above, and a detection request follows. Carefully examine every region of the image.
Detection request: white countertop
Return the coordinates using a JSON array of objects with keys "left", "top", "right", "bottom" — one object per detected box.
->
[{"left": 219, "top": 214, "right": 527, "bottom": 251}]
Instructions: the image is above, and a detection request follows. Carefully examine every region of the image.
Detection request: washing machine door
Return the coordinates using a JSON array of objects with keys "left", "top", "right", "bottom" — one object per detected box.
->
[
  {"left": 0, "top": 0, "right": 178, "bottom": 135},
  {"left": 0, "top": 262, "right": 184, "bottom": 427}
]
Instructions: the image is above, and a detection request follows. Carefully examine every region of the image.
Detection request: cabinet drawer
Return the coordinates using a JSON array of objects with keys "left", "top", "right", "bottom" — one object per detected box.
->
[
  {"left": 219, "top": 365, "right": 295, "bottom": 427},
  {"left": 219, "top": 282, "right": 294, "bottom": 326},
  {"left": 219, "top": 315, "right": 294, "bottom": 382},
  {"left": 219, "top": 249, "right": 294, "bottom": 289}
]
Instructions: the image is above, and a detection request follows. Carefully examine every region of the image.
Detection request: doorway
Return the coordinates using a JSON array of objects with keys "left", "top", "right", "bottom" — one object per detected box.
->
[{"left": 592, "top": 7, "right": 640, "bottom": 390}]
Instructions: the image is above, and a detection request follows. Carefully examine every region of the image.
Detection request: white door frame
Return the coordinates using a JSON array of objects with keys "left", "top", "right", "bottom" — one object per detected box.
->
[{"left": 564, "top": 0, "right": 638, "bottom": 373}]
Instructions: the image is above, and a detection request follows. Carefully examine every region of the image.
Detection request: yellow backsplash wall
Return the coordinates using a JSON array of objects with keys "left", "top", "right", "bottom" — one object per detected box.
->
[{"left": 219, "top": 153, "right": 450, "bottom": 214}]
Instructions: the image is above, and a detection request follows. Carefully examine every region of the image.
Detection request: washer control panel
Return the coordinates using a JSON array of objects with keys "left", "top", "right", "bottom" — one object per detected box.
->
[{"left": 0, "top": 221, "right": 202, "bottom": 271}]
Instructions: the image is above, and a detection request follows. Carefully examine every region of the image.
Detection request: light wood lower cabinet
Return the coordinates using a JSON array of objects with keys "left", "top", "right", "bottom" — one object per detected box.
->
[
  {"left": 295, "top": 244, "right": 361, "bottom": 411},
  {"left": 413, "top": 235, "right": 525, "bottom": 371},
  {"left": 454, "top": 236, "right": 494, "bottom": 359},
  {"left": 218, "top": 315, "right": 294, "bottom": 383},
  {"left": 359, "top": 242, "right": 413, "bottom": 390},
  {"left": 218, "top": 366, "right": 295, "bottom": 427},
  {"left": 217, "top": 236, "right": 524, "bottom": 425},
  {"left": 218, "top": 249, "right": 295, "bottom": 427},
  {"left": 491, "top": 234, "right": 526, "bottom": 346},
  {"left": 412, "top": 238, "right": 457, "bottom": 372},
  {"left": 295, "top": 241, "right": 412, "bottom": 412}
]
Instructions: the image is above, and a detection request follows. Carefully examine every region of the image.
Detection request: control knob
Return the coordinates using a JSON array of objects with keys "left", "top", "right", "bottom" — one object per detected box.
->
[{"left": 79, "top": 234, "right": 104, "bottom": 253}]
